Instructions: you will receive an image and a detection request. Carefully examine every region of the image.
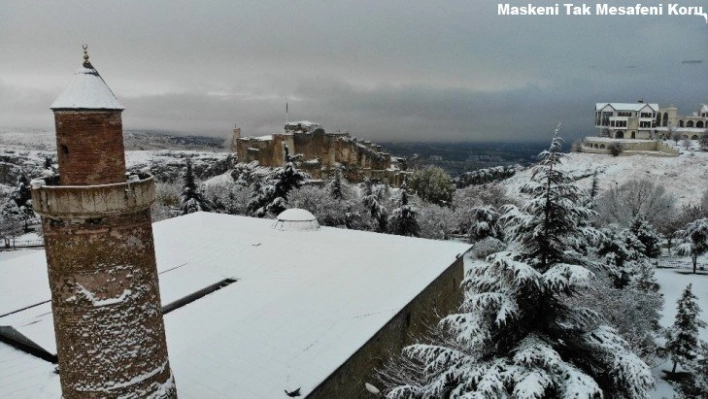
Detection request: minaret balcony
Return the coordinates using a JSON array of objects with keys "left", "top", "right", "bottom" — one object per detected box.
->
[{"left": 31, "top": 173, "right": 155, "bottom": 219}]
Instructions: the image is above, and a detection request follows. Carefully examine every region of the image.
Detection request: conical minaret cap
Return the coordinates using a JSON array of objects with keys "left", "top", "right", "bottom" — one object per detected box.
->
[{"left": 50, "top": 45, "right": 124, "bottom": 111}]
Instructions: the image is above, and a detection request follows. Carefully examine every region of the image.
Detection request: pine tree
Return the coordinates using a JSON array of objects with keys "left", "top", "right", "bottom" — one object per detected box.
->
[
  {"left": 180, "top": 158, "right": 211, "bottom": 215},
  {"left": 361, "top": 178, "right": 388, "bottom": 233},
  {"left": 328, "top": 167, "right": 344, "bottom": 201},
  {"left": 665, "top": 284, "right": 707, "bottom": 373},
  {"left": 629, "top": 216, "right": 662, "bottom": 258},
  {"left": 388, "top": 179, "right": 419, "bottom": 237},
  {"left": 676, "top": 218, "right": 708, "bottom": 274},
  {"left": 382, "top": 126, "right": 653, "bottom": 398},
  {"left": 468, "top": 205, "right": 501, "bottom": 243}
]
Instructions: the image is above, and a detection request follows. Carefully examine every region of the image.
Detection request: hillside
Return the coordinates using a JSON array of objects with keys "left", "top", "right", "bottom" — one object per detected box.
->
[{"left": 505, "top": 143, "right": 708, "bottom": 208}]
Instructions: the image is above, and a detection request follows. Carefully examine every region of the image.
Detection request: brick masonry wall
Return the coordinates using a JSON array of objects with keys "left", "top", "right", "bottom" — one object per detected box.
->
[
  {"left": 54, "top": 110, "right": 127, "bottom": 185},
  {"left": 43, "top": 208, "right": 176, "bottom": 398},
  {"left": 307, "top": 256, "right": 465, "bottom": 399}
]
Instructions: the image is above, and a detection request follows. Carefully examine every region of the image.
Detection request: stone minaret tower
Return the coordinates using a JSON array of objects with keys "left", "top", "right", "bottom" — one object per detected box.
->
[{"left": 31, "top": 46, "right": 177, "bottom": 398}]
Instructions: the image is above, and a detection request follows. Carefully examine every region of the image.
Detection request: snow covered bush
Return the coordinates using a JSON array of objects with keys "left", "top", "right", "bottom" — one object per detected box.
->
[
  {"left": 417, "top": 204, "right": 456, "bottom": 240},
  {"left": 381, "top": 127, "right": 654, "bottom": 398},
  {"left": 288, "top": 185, "right": 363, "bottom": 228}
]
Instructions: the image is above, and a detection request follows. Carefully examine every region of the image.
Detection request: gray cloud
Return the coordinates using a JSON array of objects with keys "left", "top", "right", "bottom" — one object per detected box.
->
[{"left": 1, "top": 1, "right": 707, "bottom": 142}]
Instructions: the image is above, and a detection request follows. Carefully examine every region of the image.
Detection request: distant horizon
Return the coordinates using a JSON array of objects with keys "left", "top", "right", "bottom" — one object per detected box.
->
[{"left": 0, "top": 125, "right": 588, "bottom": 146}]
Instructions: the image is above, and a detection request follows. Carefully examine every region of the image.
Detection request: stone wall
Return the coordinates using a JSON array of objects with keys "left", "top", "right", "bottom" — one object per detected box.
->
[
  {"left": 307, "top": 256, "right": 466, "bottom": 399},
  {"left": 54, "top": 110, "right": 127, "bottom": 185},
  {"left": 234, "top": 128, "right": 402, "bottom": 184},
  {"left": 582, "top": 138, "right": 679, "bottom": 157}
]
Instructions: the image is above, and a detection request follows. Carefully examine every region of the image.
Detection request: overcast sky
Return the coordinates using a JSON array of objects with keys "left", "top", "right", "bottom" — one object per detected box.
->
[{"left": 1, "top": 1, "right": 707, "bottom": 143}]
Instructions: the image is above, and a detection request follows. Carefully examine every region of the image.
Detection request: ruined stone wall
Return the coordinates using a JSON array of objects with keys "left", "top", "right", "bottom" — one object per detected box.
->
[
  {"left": 33, "top": 177, "right": 176, "bottom": 399},
  {"left": 307, "top": 256, "right": 465, "bottom": 399},
  {"left": 54, "top": 110, "right": 126, "bottom": 185},
  {"left": 234, "top": 129, "right": 404, "bottom": 184}
]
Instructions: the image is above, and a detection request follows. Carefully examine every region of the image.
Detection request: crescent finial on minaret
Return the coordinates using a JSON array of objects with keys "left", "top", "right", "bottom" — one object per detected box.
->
[{"left": 82, "top": 44, "right": 90, "bottom": 66}]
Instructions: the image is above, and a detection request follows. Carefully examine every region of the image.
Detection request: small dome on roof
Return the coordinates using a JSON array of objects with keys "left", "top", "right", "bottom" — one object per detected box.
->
[{"left": 273, "top": 209, "right": 320, "bottom": 231}]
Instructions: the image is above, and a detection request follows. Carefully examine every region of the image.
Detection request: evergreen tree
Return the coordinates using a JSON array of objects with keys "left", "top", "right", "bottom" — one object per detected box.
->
[
  {"left": 388, "top": 179, "right": 419, "bottom": 237},
  {"left": 589, "top": 169, "right": 600, "bottom": 201},
  {"left": 180, "top": 158, "right": 211, "bottom": 215},
  {"left": 468, "top": 205, "right": 501, "bottom": 243},
  {"left": 629, "top": 216, "right": 662, "bottom": 258},
  {"left": 247, "top": 162, "right": 305, "bottom": 217},
  {"left": 328, "top": 167, "right": 344, "bottom": 201},
  {"left": 676, "top": 218, "right": 708, "bottom": 274},
  {"left": 665, "top": 284, "right": 707, "bottom": 373},
  {"left": 597, "top": 225, "right": 648, "bottom": 289},
  {"left": 361, "top": 178, "right": 388, "bottom": 233},
  {"left": 382, "top": 127, "right": 653, "bottom": 398}
]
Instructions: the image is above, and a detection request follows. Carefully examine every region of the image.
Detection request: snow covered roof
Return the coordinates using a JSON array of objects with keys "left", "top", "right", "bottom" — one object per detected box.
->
[
  {"left": 272, "top": 208, "right": 320, "bottom": 231},
  {"left": 50, "top": 58, "right": 124, "bottom": 111},
  {"left": 595, "top": 102, "right": 659, "bottom": 112},
  {"left": 701, "top": 104, "right": 708, "bottom": 113},
  {"left": 0, "top": 212, "right": 470, "bottom": 398}
]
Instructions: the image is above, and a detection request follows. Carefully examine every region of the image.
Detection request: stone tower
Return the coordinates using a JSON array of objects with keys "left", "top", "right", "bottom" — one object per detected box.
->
[{"left": 31, "top": 46, "right": 177, "bottom": 398}]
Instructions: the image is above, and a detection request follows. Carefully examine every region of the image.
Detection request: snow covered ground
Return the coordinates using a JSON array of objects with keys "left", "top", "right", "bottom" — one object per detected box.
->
[{"left": 505, "top": 143, "right": 708, "bottom": 208}]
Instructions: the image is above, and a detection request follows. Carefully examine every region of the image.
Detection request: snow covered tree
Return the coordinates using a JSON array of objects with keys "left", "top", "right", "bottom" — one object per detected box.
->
[
  {"left": 408, "top": 166, "right": 454, "bottom": 206},
  {"left": 180, "top": 158, "right": 211, "bottom": 215},
  {"left": 381, "top": 127, "right": 654, "bottom": 398},
  {"left": 10, "top": 174, "right": 34, "bottom": 231},
  {"left": 590, "top": 170, "right": 599, "bottom": 198},
  {"left": 467, "top": 205, "right": 501, "bottom": 243},
  {"left": 597, "top": 179, "right": 675, "bottom": 227},
  {"left": 361, "top": 178, "right": 388, "bottom": 233},
  {"left": 676, "top": 218, "right": 708, "bottom": 274},
  {"left": 247, "top": 162, "right": 305, "bottom": 217},
  {"left": 0, "top": 199, "right": 24, "bottom": 247},
  {"left": 388, "top": 179, "right": 419, "bottom": 237},
  {"left": 327, "top": 167, "right": 345, "bottom": 201},
  {"left": 665, "top": 284, "right": 707, "bottom": 374},
  {"left": 417, "top": 204, "right": 455, "bottom": 240},
  {"left": 629, "top": 216, "right": 662, "bottom": 258}
]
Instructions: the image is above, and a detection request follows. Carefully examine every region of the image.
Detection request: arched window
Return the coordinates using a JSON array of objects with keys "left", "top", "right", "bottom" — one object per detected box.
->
[
  {"left": 631, "top": 131, "right": 636, "bottom": 139},
  {"left": 692, "top": 135, "right": 699, "bottom": 140},
  {"left": 687, "top": 121, "right": 694, "bottom": 128},
  {"left": 615, "top": 131, "right": 624, "bottom": 138},
  {"left": 600, "top": 144, "right": 606, "bottom": 149},
  {"left": 663, "top": 112, "right": 669, "bottom": 126},
  {"left": 657, "top": 113, "right": 662, "bottom": 126},
  {"left": 679, "top": 120, "right": 684, "bottom": 127},
  {"left": 697, "top": 121, "right": 704, "bottom": 128}
]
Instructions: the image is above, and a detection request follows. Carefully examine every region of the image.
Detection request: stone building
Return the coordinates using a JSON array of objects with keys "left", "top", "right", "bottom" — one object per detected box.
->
[
  {"left": 232, "top": 121, "right": 406, "bottom": 186},
  {"left": 28, "top": 47, "right": 176, "bottom": 398},
  {"left": 0, "top": 211, "right": 471, "bottom": 398},
  {"left": 595, "top": 101, "right": 708, "bottom": 140}
]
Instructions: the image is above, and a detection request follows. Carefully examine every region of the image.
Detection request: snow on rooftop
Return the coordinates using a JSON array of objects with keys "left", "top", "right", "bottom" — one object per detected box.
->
[
  {"left": 0, "top": 212, "right": 471, "bottom": 398},
  {"left": 50, "top": 63, "right": 124, "bottom": 110},
  {"left": 595, "top": 102, "right": 659, "bottom": 112}
]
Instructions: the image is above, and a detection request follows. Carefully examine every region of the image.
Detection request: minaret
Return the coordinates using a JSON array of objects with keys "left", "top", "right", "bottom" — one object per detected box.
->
[{"left": 31, "top": 46, "right": 177, "bottom": 398}]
